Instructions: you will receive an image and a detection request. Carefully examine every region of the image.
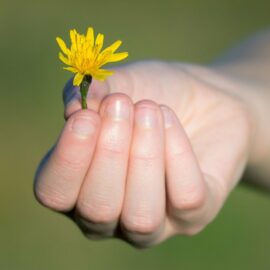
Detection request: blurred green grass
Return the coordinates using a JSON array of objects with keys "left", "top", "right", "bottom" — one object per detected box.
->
[{"left": 1, "top": 0, "right": 270, "bottom": 269}]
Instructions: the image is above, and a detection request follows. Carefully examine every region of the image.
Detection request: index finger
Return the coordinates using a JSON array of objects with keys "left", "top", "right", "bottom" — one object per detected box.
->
[{"left": 34, "top": 109, "right": 101, "bottom": 212}]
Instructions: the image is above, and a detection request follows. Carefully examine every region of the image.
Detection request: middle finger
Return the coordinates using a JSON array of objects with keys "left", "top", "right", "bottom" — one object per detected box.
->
[{"left": 76, "top": 93, "right": 134, "bottom": 237}]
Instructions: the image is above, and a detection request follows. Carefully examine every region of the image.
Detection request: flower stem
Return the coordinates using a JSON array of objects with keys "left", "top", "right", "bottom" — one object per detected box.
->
[{"left": 79, "top": 75, "right": 92, "bottom": 109}]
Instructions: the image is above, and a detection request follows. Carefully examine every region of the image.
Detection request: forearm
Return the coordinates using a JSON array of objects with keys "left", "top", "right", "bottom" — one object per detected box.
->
[
  {"left": 213, "top": 30, "right": 270, "bottom": 190},
  {"left": 182, "top": 30, "right": 270, "bottom": 190}
]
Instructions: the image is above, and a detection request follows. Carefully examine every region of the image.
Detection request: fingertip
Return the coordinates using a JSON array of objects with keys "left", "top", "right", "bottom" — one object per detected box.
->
[
  {"left": 66, "top": 109, "right": 101, "bottom": 139},
  {"left": 160, "top": 105, "right": 178, "bottom": 129},
  {"left": 99, "top": 92, "right": 133, "bottom": 117}
]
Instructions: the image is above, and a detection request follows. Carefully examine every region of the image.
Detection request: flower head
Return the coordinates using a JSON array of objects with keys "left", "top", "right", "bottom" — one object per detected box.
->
[{"left": 56, "top": 27, "right": 128, "bottom": 86}]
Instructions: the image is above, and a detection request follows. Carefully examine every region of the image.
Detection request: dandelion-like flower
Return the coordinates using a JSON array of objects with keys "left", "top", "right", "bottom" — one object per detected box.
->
[{"left": 56, "top": 27, "right": 128, "bottom": 109}]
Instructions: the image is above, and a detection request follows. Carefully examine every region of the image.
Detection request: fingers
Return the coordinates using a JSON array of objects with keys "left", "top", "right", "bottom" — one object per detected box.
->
[
  {"left": 75, "top": 94, "right": 134, "bottom": 237},
  {"left": 34, "top": 109, "right": 100, "bottom": 211},
  {"left": 160, "top": 105, "right": 207, "bottom": 234},
  {"left": 120, "top": 101, "right": 166, "bottom": 247}
]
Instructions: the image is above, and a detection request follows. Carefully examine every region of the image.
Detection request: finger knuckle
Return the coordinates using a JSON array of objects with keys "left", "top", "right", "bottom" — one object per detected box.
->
[
  {"left": 77, "top": 199, "right": 119, "bottom": 224},
  {"left": 121, "top": 214, "right": 160, "bottom": 235},
  {"left": 131, "top": 150, "right": 160, "bottom": 163},
  {"left": 98, "top": 143, "right": 126, "bottom": 159},
  {"left": 34, "top": 186, "right": 72, "bottom": 211},
  {"left": 53, "top": 151, "right": 87, "bottom": 172},
  {"left": 130, "top": 140, "right": 161, "bottom": 162},
  {"left": 74, "top": 215, "right": 117, "bottom": 238},
  {"left": 98, "top": 130, "right": 128, "bottom": 158},
  {"left": 170, "top": 189, "right": 206, "bottom": 212}
]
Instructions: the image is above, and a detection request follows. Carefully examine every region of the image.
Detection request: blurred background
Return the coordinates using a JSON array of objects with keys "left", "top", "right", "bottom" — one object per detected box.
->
[{"left": 1, "top": 0, "right": 270, "bottom": 269}]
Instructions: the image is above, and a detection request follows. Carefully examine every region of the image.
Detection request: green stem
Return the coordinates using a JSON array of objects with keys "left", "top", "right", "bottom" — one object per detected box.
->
[{"left": 79, "top": 75, "right": 92, "bottom": 109}]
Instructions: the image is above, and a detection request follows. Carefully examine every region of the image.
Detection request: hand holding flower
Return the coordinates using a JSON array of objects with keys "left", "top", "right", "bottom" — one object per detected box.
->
[{"left": 34, "top": 60, "right": 254, "bottom": 248}]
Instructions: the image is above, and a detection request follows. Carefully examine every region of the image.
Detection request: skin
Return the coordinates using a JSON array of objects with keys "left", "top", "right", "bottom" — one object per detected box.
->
[{"left": 34, "top": 31, "right": 270, "bottom": 248}]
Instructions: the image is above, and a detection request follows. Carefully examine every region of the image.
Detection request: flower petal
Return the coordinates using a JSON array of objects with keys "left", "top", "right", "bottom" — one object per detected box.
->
[
  {"left": 56, "top": 37, "right": 70, "bottom": 56},
  {"left": 73, "top": 73, "right": 84, "bottom": 86},
  {"left": 97, "top": 40, "right": 123, "bottom": 66},
  {"left": 70, "top": 29, "right": 77, "bottom": 51},
  {"left": 92, "top": 69, "right": 114, "bottom": 80},
  {"left": 95, "top": 33, "right": 104, "bottom": 47},
  {"left": 107, "top": 52, "right": 129, "bottom": 63},
  {"left": 63, "top": 66, "right": 77, "bottom": 73},
  {"left": 86, "top": 27, "right": 94, "bottom": 47},
  {"left": 94, "top": 33, "right": 104, "bottom": 56},
  {"left": 102, "top": 40, "right": 122, "bottom": 54},
  {"left": 59, "top": 52, "right": 71, "bottom": 65}
]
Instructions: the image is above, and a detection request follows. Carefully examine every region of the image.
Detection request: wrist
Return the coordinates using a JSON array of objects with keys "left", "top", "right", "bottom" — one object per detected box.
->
[
  {"left": 209, "top": 63, "right": 270, "bottom": 190},
  {"left": 213, "top": 64, "right": 270, "bottom": 167},
  {"left": 226, "top": 75, "right": 270, "bottom": 188},
  {"left": 181, "top": 62, "right": 270, "bottom": 167}
]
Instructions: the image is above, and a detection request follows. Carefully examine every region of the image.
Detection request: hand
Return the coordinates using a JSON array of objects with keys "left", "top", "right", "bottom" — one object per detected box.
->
[{"left": 34, "top": 61, "right": 252, "bottom": 248}]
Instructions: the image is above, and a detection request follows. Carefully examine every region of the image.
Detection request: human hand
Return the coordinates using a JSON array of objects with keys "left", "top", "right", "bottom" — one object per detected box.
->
[{"left": 34, "top": 61, "right": 252, "bottom": 247}]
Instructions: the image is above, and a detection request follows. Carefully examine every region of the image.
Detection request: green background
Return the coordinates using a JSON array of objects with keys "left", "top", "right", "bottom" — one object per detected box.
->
[{"left": 1, "top": 0, "right": 270, "bottom": 269}]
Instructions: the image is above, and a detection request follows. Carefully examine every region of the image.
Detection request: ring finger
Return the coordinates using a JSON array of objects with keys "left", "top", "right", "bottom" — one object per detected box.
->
[{"left": 120, "top": 100, "right": 166, "bottom": 247}]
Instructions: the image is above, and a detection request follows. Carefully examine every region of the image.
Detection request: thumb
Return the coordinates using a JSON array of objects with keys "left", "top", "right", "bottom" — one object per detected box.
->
[{"left": 63, "top": 67, "right": 132, "bottom": 120}]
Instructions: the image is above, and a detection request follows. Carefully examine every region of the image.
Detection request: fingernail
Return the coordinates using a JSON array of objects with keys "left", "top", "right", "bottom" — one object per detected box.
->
[
  {"left": 105, "top": 100, "right": 130, "bottom": 121},
  {"left": 72, "top": 117, "right": 96, "bottom": 137},
  {"left": 160, "top": 106, "right": 175, "bottom": 129},
  {"left": 136, "top": 106, "right": 157, "bottom": 128}
]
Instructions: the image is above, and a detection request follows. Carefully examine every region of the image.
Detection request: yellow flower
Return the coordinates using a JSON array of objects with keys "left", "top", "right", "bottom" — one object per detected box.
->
[{"left": 56, "top": 27, "right": 128, "bottom": 86}]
